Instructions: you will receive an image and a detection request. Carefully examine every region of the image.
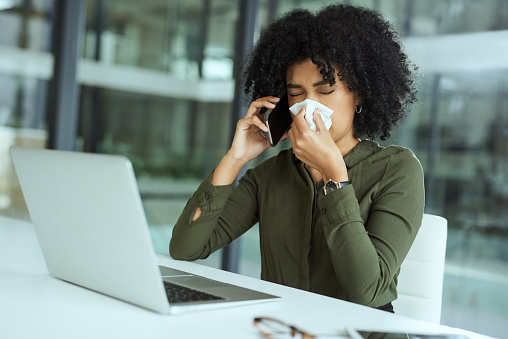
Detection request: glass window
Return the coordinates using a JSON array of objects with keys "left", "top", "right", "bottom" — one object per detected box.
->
[
  {"left": 78, "top": 0, "right": 240, "bottom": 269},
  {"left": 406, "top": 0, "right": 508, "bottom": 36},
  {"left": 0, "top": 0, "right": 52, "bottom": 220},
  {"left": 380, "top": 69, "right": 508, "bottom": 339},
  {"left": 0, "top": 0, "right": 51, "bottom": 50},
  {"left": 83, "top": 0, "right": 237, "bottom": 80}
]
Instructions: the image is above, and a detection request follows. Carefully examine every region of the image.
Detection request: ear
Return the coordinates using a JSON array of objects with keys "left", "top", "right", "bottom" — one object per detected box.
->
[{"left": 354, "top": 93, "right": 363, "bottom": 114}]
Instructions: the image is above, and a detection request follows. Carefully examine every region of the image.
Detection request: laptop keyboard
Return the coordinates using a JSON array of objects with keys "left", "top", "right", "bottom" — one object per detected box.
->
[{"left": 163, "top": 281, "right": 225, "bottom": 303}]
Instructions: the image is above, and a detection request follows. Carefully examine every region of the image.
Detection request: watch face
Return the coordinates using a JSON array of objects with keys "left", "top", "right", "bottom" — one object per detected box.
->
[
  {"left": 324, "top": 181, "right": 338, "bottom": 195},
  {"left": 324, "top": 180, "right": 350, "bottom": 195}
]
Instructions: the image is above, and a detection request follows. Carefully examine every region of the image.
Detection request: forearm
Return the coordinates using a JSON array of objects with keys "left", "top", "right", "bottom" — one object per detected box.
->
[
  {"left": 324, "top": 218, "right": 391, "bottom": 306},
  {"left": 318, "top": 186, "right": 381, "bottom": 305},
  {"left": 170, "top": 172, "right": 234, "bottom": 260},
  {"left": 170, "top": 162, "right": 260, "bottom": 261},
  {"left": 172, "top": 96, "right": 272, "bottom": 258},
  {"left": 319, "top": 155, "right": 348, "bottom": 183},
  {"left": 192, "top": 153, "right": 246, "bottom": 221},
  {"left": 210, "top": 152, "right": 247, "bottom": 185},
  {"left": 319, "top": 184, "right": 422, "bottom": 307}
]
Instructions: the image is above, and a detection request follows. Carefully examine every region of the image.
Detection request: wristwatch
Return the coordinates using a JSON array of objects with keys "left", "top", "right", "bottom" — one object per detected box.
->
[{"left": 323, "top": 179, "right": 350, "bottom": 195}]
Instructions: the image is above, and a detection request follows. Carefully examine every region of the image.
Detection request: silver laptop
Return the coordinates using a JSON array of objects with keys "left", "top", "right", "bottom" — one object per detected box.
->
[{"left": 10, "top": 147, "right": 278, "bottom": 314}]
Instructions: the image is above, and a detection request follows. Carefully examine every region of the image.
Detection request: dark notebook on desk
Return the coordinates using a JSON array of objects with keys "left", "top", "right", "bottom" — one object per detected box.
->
[{"left": 10, "top": 147, "right": 278, "bottom": 314}]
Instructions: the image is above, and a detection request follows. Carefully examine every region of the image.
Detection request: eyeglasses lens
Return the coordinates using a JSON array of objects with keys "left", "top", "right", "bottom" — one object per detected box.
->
[{"left": 255, "top": 318, "right": 308, "bottom": 338}]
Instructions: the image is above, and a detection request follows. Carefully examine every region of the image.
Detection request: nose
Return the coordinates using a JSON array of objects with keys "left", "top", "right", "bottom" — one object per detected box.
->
[
  {"left": 304, "top": 93, "right": 319, "bottom": 102},
  {"left": 292, "top": 94, "right": 319, "bottom": 105}
]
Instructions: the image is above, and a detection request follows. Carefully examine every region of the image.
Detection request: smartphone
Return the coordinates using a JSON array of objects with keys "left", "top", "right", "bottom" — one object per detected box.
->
[
  {"left": 262, "top": 93, "right": 292, "bottom": 147},
  {"left": 346, "top": 328, "right": 470, "bottom": 339}
]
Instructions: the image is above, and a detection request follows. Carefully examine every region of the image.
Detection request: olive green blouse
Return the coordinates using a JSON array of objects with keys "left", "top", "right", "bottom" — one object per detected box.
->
[{"left": 170, "top": 140, "right": 425, "bottom": 308}]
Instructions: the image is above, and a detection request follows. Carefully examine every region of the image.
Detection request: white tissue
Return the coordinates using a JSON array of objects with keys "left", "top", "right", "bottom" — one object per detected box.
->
[{"left": 289, "top": 99, "right": 334, "bottom": 131}]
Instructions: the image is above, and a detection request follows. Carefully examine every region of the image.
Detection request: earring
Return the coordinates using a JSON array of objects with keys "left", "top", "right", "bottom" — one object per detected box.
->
[{"left": 355, "top": 104, "right": 363, "bottom": 114}]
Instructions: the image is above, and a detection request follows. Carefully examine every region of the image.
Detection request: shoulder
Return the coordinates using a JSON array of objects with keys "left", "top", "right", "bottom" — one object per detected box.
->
[
  {"left": 353, "top": 141, "right": 423, "bottom": 184},
  {"left": 357, "top": 140, "right": 421, "bottom": 173},
  {"left": 369, "top": 144, "right": 424, "bottom": 193},
  {"left": 380, "top": 144, "right": 423, "bottom": 175},
  {"left": 362, "top": 143, "right": 425, "bottom": 206}
]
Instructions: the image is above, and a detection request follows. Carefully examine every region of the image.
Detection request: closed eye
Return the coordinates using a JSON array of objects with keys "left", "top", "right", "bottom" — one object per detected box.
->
[
  {"left": 288, "top": 89, "right": 334, "bottom": 97},
  {"left": 319, "top": 89, "right": 335, "bottom": 95}
]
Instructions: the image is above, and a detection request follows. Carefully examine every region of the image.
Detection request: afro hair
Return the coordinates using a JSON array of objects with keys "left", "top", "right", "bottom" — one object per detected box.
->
[{"left": 244, "top": 4, "right": 418, "bottom": 141}]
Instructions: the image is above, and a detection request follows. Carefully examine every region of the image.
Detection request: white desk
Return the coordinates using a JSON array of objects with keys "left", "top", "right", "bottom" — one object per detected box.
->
[{"left": 0, "top": 216, "right": 491, "bottom": 339}]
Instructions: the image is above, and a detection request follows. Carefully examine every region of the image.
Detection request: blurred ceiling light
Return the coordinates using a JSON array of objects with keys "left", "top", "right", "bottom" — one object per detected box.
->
[
  {"left": 0, "top": 0, "right": 15, "bottom": 11},
  {"left": 440, "top": 77, "right": 458, "bottom": 91}
]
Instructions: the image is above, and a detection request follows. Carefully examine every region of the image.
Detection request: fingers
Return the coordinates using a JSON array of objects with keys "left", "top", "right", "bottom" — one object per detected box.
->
[
  {"left": 250, "top": 114, "right": 269, "bottom": 133},
  {"left": 289, "top": 108, "right": 324, "bottom": 149},
  {"left": 245, "top": 96, "right": 280, "bottom": 118},
  {"left": 294, "top": 108, "right": 325, "bottom": 133},
  {"left": 313, "top": 109, "right": 326, "bottom": 132},
  {"left": 240, "top": 96, "right": 281, "bottom": 133},
  {"left": 290, "top": 107, "right": 306, "bottom": 134},
  {"left": 238, "top": 114, "right": 268, "bottom": 133}
]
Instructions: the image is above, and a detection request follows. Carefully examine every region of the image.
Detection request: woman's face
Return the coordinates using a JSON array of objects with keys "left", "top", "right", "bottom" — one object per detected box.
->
[{"left": 286, "top": 59, "right": 360, "bottom": 149}]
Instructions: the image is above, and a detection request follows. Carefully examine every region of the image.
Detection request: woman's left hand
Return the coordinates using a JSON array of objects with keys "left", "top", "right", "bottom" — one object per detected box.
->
[{"left": 288, "top": 107, "right": 347, "bottom": 181}]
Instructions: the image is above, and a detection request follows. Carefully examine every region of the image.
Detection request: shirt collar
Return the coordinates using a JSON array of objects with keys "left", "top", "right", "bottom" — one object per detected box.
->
[{"left": 343, "top": 140, "right": 379, "bottom": 169}]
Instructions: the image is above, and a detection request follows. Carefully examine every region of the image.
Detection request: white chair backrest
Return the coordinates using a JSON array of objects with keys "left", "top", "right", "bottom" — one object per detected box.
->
[{"left": 392, "top": 213, "right": 447, "bottom": 324}]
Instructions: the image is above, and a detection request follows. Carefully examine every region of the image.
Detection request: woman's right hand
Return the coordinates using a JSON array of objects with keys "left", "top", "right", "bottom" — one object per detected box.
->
[{"left": 227, "top": 96, "right": 279, "bottom": 164}]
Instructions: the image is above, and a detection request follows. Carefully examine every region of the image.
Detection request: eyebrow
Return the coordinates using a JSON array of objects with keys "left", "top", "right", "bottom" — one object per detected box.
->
[{"left": 287, "top": 80, "right": 331, "bottom": 88}]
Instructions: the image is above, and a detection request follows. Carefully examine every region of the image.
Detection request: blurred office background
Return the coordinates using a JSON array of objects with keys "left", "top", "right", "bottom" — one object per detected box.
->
[{"left": 0, "top": 0, "right": 507, "bottom": 337}]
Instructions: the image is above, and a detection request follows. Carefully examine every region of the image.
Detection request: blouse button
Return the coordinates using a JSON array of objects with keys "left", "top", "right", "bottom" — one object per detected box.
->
[
  {"left": 321, "top": 208, "right": 327, "bottom": 215},
  {"left": 204, "top": 193, "right": 211, "bottom": 200}
]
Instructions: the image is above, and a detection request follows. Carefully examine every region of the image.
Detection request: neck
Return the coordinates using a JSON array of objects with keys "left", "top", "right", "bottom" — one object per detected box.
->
[{"left": 337, "top": 137, "right": 360, "bottom": 157}]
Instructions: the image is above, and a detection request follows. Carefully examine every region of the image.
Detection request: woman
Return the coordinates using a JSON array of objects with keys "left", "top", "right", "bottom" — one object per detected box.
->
[{"left": 170, "top": 4, "right": 424, "bottom": 312}]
